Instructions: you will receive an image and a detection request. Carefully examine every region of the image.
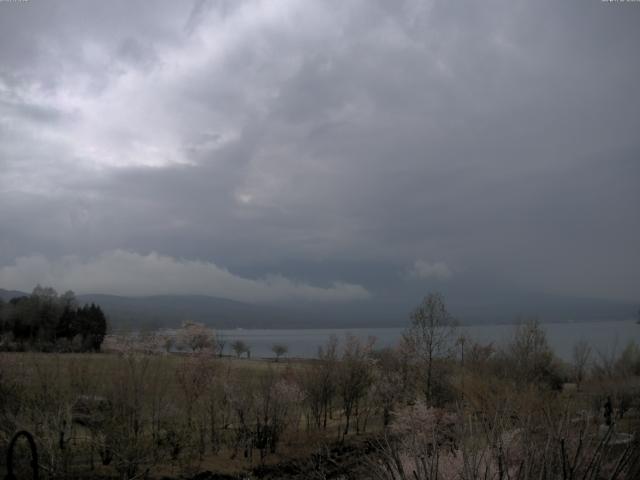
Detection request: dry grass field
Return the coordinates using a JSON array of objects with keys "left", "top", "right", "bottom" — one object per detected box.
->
[{"left": 1, "top": 320, "right": 640, "bottom": 479}]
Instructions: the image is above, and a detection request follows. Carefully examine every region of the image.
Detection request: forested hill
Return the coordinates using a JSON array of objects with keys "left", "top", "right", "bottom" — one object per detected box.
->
[
  {"left": 76, "top": 293, "right": 302, "bottom": 330},
  {"left": 0, "top": 289, "right": 28, "bottom": 302},
  {"left": 1, "top": 288, "right": 636, "bottom": 330}
]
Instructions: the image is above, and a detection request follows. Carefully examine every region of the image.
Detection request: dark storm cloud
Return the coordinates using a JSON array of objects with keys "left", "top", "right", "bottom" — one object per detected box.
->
[{"left": 0, "top": 0, "right": 638, "bottom": 303}]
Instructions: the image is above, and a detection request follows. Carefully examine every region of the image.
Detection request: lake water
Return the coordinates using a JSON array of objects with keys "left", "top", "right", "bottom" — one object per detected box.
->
[{"left": 217, "top": 320, "right": 640, "bottom": 361}]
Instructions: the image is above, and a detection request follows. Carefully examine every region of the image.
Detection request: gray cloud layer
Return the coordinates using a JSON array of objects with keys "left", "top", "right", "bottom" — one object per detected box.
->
[
  {"left": 0, "top": 251, "right": 370, "bottom": 301},
  {"left": 0, "top": 0, "right": 638, "bottom": 304}
]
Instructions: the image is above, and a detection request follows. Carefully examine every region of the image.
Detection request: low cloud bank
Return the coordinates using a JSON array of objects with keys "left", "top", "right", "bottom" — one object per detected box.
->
[{"left": 0, "top": 250, "right": 371, "bottom": 303}]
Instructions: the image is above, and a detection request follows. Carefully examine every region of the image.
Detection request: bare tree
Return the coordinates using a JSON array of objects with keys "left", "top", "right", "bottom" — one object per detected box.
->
[
  {"left": 175, "top": 355, "right": 215, "bottom": 429},
  {"left": 253, "top": 369, "right": 302, "bottom": 459},
  {"left": 371, "top": 347, "right": 408, "bottom": 427},
  {"left": 271, "top": 343, "right": 288, "bottom": 362},
  {"left": 299, "top": 335, "right": 338, "bottom": 430},
  {"left": 337, "top": 334, "right": 376, "bottom": 436},
  {"left": 231, "top": 340, "right": 249, "bottom": 358},
  {"left": 507, "top": 318, "right": 558, "bottom": 386},
  {"left": 215, "top": 332, "right": 226, "bottom": 357},
  {"left": 572, "top": 340, "right": 591, "bottom": 390},
  {"left": 403, "top": 293, "right": 457, "bottom": 403}
]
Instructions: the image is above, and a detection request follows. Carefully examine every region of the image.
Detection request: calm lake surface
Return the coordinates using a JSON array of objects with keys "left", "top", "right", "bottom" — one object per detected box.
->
[{"left": 217, "top": 320, "right": 640, "bottom": 361}]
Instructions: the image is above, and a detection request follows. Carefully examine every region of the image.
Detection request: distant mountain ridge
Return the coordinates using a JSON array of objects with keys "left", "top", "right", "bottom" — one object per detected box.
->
[
  {"left": 1, "top": 287, "right": 636, "bottom": 329},
  {"left": 76, "top": 293, "right": 302, "bottom": 330},
  {"left": 0, "top": 288, "right": 28, "bottom": 301}
]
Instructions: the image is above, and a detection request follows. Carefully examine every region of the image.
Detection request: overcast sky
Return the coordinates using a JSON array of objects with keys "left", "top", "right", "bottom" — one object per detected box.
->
[{"left": 0, "top": 0, "right": 638, "bottom": 307}]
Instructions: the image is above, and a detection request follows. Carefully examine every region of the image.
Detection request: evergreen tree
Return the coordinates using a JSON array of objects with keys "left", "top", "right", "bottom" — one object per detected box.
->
[
  {"left": 56, "top": 306, "right": 76, "bottom": 340},
  {"left": 0, "top": 287, "right": 108, "bottom": 352}
]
